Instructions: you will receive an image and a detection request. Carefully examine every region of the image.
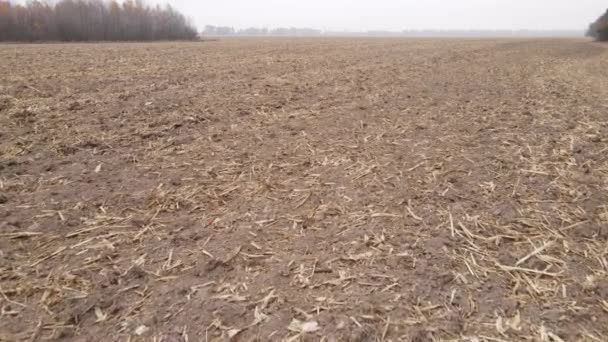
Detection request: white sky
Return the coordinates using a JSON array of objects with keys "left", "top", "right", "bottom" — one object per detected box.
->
[{"left": 155, "top": 0, "right": 606, "bottom": 31}]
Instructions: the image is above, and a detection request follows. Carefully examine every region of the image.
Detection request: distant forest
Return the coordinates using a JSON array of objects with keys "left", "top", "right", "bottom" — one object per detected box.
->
[
  {"left": 203, "top": 26, "right": 322, "bottom": 37},
  {"left": 0, "top": 0, "right": 197, "bottom": 41},
  {"left": 202, "top": 26, "right": 583, "bottom": 38},
  {"left": 587, "top": 9, "right": 608, "bottom": 41}
]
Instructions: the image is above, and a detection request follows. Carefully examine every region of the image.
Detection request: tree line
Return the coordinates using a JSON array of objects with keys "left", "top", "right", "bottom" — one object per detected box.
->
[
  {"left": 202, "top": 26, "right": 582, "bottom": 38},
  {"left": 0, "top": 0, "right": 198, "bottom": 41},
  {"left": 587, "top": 9, "right": 608, "bottom": 41},
  {"left": 203, "top": 25, "right": 322, "bottom": 36}
]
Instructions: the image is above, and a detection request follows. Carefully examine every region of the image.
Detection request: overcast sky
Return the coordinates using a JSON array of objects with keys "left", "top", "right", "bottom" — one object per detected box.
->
[{"left": 154, "top": 0, "right": 606, "bottom": 31}]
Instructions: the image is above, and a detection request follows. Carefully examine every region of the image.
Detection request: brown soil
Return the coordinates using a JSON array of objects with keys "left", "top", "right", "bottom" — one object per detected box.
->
[{"left": 1, "top": 38, "right": 608, "bottom": 341}]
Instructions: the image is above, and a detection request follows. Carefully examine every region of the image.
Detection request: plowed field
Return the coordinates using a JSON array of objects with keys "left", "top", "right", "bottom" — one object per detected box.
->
[{"left": 1, "top": 38, "right": 608, "bottom": 341}]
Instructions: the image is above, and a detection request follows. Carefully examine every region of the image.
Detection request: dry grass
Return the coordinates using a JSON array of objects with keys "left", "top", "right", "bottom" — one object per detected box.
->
[{"left": 1, "top": 38, "right": 608, "bottom": 341}]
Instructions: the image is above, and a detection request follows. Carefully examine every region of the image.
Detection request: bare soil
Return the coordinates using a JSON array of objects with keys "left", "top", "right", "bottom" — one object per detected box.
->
[{"left": 1, "top": 38, "right": 608, "bottom": 341}]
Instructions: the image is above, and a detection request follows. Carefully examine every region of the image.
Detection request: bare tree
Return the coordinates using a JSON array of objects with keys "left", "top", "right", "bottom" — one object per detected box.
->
[{"left": 587, "top": 9, "right": 608, "bottom": 41}]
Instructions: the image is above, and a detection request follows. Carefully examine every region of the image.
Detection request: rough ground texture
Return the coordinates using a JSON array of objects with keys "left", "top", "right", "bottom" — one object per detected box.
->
[{"left": 1, "top": 38, "right": 608, "bottom": 341}]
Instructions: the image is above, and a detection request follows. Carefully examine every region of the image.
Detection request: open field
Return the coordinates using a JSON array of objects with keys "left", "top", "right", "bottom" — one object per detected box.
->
[{"left": 1, "top": 38, "right": 608, "bottom": 341}]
